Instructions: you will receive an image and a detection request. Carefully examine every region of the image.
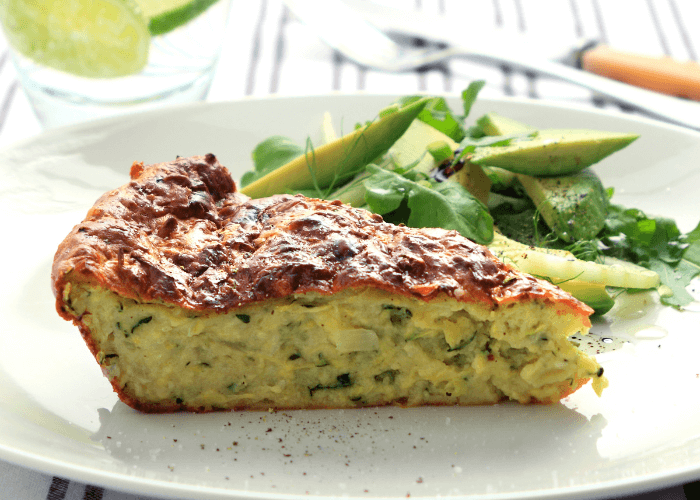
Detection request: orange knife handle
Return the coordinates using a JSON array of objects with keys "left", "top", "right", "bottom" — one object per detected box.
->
[{"left": 581, "top": 44, "right": 700, "bottom": 101}]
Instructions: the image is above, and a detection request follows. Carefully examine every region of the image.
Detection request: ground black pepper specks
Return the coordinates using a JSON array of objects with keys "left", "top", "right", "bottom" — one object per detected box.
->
[{"left": 88, "top": 387, "right": 616, "bottom": 497}]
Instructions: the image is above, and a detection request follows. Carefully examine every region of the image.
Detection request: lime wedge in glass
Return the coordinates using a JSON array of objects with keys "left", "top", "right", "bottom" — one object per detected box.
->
[
  {"left": 140, "top": 0, "right": 222, "bottom": 36},
  {"left": 0, "top": 0, "right": 151, "bottom": 79}
]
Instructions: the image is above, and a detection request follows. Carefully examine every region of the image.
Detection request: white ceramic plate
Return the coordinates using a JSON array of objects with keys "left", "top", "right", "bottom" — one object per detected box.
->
[{"left": 1, "top": 94, "right": 699, "bottom": 500}]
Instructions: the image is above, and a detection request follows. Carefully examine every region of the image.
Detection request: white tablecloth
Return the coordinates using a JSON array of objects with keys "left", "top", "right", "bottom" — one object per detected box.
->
[{"left": 1, "top": 1, "right": 699, "bottom": 499}]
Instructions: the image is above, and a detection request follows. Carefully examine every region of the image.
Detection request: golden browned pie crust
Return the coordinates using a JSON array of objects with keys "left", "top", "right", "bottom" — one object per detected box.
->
[{"left": 53, "top": 154, "right": 591, "bottom": 315}]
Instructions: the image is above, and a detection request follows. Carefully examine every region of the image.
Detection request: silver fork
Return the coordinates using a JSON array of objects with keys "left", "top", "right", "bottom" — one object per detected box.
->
[{"left": 283, "top": 0, "right": 700, "bottom": 132}]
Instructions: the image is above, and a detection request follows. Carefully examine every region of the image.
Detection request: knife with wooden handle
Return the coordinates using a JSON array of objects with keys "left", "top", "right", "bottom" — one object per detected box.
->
[
  {"left": 579, "top": 44, "right": 700, "bottom": 100},
  {"left": 342, "top": 0, "right": 700, "bottom": 101}
]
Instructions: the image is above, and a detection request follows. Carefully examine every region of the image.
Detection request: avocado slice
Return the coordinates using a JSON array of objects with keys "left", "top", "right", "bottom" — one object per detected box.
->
[
  {"left": 328, "top": 118, "right": 453, "bottom": 207},
  {"left": 388, "top": 118, "right": 459, "bottom": 175},
  {"left": 385, "top": 119, "right": 491, "bottom": 204},
  {"left": 477, "top": 112, "right": 534, "bottom": 136},
  {"left": 470, "top": 128, "right": 638, "bottom": 177},
  {"left": 241, "top": 98, "right": 429, "bottom": 199},
  {"left": 330, "top": 116, "right": 488, "bottom": 207},
  {"left": 477, "top": 112, "right": 612, "bottom": 242},
  {"left": 475, "top": 112, "right": 534, "bottom": 190},
  {"left": 518, "top": 168, "right": 608, "bottom": 242},
  {"left": 451, "top": 161, "right": 492, "bottom": 206}
]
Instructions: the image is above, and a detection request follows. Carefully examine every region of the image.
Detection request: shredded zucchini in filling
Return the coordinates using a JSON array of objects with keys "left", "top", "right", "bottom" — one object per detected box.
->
[{"left": 65, "top": 283, "right": 606, "bottom": 411}]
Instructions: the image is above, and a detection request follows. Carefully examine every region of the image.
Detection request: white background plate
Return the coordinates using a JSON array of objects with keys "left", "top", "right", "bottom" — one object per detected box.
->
[{"left": 1, "top": 94, "right": 699, "bottom": 500}]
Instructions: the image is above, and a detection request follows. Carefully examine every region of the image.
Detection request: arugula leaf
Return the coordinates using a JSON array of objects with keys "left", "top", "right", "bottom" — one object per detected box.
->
[
  {"left": 681, "top": 221, "right": 700, "bottom": 266},
  {"left": 363, "top": 165, "right": 493, "bottom": 244},
  {"left": 241, "top": 136, "right": 304, "bottom": 187},
  {"left": 461, "top": 80, "right": 486, "bottom": 117},
  {"left": 658, "top": 220, "right": 700, "bottom": 308},
  {"left": 650, "top": 259, "right": 699, "bottom": 309}
]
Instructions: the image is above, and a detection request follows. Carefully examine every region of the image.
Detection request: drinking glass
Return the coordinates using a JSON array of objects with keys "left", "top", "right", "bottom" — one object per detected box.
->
[{"left": 2, "top": 0, "right": 233, "bottom": 129}]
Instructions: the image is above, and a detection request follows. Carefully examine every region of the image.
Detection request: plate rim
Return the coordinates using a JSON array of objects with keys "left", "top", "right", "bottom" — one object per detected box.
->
[{"left": 3, "top": 90, "right": 700, "bottom": 154}]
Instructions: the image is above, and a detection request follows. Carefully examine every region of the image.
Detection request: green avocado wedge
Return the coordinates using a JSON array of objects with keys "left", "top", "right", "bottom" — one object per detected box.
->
[
  {"left": 241, "top": 98, "right": 429, "bottom": 199},
  {"left": 476, "top": 111, "right": 611, "bottom": 242},
  {"left": 474, "top": 112, "right": 534, "bottom": 189},
  {"left": 387, "top": 118, "right": 459, "bottom": 175},
  {"left": 477, "top": 112, "right": 534, "bottom": 136},
  {"left": 518, "top": 169, "right": 609, "bottom": 242},
  {"left": 470, "top": 128, "right": 639, "bottom": 177}
]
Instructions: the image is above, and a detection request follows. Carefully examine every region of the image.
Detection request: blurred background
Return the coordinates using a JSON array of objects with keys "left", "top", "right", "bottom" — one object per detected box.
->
[{"left": 1, "top": 0, "right": 699, "bottom": 148}]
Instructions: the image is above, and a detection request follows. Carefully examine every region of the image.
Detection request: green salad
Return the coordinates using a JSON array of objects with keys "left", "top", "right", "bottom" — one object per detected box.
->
[{"left": 240, "top": 82, "right": 700, "bottom": 315}]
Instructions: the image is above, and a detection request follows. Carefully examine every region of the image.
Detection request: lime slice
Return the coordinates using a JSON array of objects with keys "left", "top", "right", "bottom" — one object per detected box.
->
[
  {"left": 1, "top": 0, "right": 150, "bottom": 79},
  {"left": 140, "top": 0, "right": 221, "bottom": 36}
]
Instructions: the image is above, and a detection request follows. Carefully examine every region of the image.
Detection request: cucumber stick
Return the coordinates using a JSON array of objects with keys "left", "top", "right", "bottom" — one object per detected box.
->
[{"left": 488, "top": 232, "right": 660, "bottom": 290}]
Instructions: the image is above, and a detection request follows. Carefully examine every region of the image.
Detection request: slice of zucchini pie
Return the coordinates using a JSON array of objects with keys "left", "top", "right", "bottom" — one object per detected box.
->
[{"left": 52, "top": 154, "right": 607, "bottom": 413}]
